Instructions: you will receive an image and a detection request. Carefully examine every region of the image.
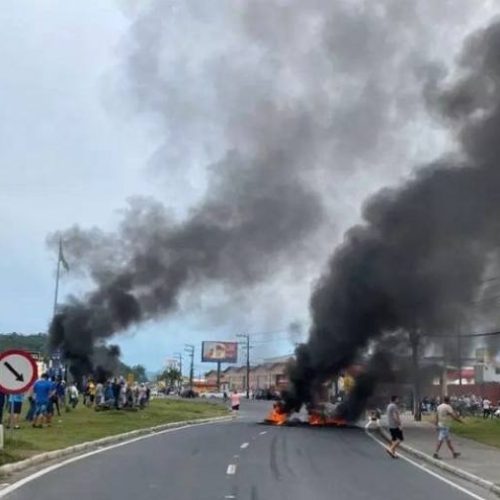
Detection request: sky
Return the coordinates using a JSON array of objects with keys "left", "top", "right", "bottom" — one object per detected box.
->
[{"left": 1, "top": 0, "right": 498, "bottom": 375}]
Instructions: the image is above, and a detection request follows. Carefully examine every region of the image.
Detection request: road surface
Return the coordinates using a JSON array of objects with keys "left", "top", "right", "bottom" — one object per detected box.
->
[{"left": 1, "top": 401, "right": 492, "bottom": 500}]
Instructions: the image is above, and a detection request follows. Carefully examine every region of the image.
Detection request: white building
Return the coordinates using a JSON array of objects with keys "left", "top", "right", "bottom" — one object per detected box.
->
[{"left": 474, "top": 348, "right": 500, "bottom": 383}]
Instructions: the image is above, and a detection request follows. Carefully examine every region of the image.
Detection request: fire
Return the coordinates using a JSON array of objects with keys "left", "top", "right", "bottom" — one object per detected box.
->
[
  {"left": 265, "top": 403, "right": 288, "bottom": 425},
  {"left": 263, "top": 401, "right": 347, "bottom": 427},
  {"left": 308, "top": 412, "right": 323, "bottom": 426},
  {"left": 308, "top": 410, "right": 347, "bottom": 427}
]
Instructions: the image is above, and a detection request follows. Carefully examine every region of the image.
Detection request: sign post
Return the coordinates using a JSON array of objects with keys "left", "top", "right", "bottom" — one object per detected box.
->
[
  {"left": 0, "top": 350, "right": 38, "bottom": 448},
  {"left": 216, "top": 361, "right": 221, "bottom": 391},
  {"left": 201, "top": 341, "right": 238, "bottom": 393}
]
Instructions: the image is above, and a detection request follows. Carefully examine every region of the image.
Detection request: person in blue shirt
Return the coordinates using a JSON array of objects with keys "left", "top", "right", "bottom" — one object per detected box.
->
[
  {"left": 0, "top": 390, "right": 5, "bottom": 424},
  {"left": 7, "top": 393, "right": 24, "bottom": 429},
  {"left": 32, "top": 373, "right": 55, "bottom": 428}
]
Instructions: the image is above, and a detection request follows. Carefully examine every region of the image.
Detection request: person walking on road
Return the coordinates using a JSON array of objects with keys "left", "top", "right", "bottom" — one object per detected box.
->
[
  {"left": 434, "top": 396, "right": 463, "bottom": 459},
  {"left": 386, "top": 395, "right": 403, "bottom": 458},
  {"left": 230, "top": 390, "right": 240, "bottom": 419}
]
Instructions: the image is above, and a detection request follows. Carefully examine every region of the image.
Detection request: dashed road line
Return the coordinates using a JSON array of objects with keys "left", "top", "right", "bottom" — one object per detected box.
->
[
  {"left": 240, "top": 442, "right": 249, "bottom": 449},
  {"left": 259, "top": 431, "right": 267, "bottom": 435},
  {"left": 226, "top": 464, "right": 237, "bottom": 475}
]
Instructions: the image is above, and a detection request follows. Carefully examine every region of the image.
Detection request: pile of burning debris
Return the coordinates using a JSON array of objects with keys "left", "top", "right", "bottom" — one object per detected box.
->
[{"left": 264, "top": 401, "right": 347, "bottom": 427}]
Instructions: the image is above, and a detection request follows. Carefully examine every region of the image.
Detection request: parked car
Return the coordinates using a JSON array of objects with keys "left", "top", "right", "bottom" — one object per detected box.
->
[
  {"left": 255, "top": 389, "right": 280, "bottom": 400},
  {"left": 180, "top": 389, "right": 199, "bottom": 398},
  {"left": 200, "top": 392, "right": 225, "bottom": 399}
]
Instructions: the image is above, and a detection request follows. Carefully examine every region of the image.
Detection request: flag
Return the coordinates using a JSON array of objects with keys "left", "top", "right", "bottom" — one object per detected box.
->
[{"left": 59, "top": 239, "right": 70, "bottom": 271}]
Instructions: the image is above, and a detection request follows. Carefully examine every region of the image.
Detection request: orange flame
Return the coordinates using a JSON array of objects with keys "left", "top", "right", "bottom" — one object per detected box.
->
[
  {"left": 308, "top": 411, "right": 347, "bottom": 427},
  {"left": 265, "top": 405, "right": 288, "bottom": 425},
  {"left": 308, "top": 412, "right": 323, "bottom": 426}
]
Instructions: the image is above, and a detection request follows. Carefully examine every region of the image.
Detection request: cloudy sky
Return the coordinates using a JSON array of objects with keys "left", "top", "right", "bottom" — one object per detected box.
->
[{"left": 1, "top": 0, "right": 498, "bottom": 374}]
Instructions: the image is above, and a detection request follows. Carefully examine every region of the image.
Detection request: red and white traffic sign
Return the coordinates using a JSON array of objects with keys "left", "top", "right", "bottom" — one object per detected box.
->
[{"left": 0, "top": 350, "right": 38, "bottom": 394}]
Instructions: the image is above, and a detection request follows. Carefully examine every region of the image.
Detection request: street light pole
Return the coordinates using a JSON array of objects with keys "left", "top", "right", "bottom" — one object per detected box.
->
[
  {"left": 184, "top": 344, "right": 195, "bottom": 390},
  {"left": 174, "top": 352, "right": 183, "bottom": 390},
  {"left": 237, "top": 334, "right": 251, "bottom": 399}
]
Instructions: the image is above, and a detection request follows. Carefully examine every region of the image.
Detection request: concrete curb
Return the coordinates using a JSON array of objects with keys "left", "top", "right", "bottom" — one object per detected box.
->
[
  {"left": 377, "top": 427, "right": 500, "bottom": 496},
  {"left": 0, "top": 415, "right": 231, "bottom": 477}
]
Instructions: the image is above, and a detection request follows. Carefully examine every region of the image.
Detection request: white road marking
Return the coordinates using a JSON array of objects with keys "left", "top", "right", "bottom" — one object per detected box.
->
[
  {"left": 0, "top": 420, "right": 230, "bottom": 499},
  {"left": 259, "top": 431, "right": 267, "bottom": 435},
  {"left": 224, "top": 495, "right": 236, "bottom": 499},
  {"left": 365, "top": 432, "right": 487, "bottom": 500},
  {"left": 240, "top": 442, "right": 249, "bottom": 449},
  {"left": 233, "top": 454, "right": 239, "bottom": 458},
  {"left": 226, "top": 464, "right": 237, "bottom": 475}
]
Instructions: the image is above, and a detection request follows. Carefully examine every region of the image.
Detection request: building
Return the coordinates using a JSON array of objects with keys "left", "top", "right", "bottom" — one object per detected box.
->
[
  {"left": 205, "top": 355, "right": 293, "bottom": 392},
  {"left": 474, "top": 348, "right": 500, "bottom": 383}
]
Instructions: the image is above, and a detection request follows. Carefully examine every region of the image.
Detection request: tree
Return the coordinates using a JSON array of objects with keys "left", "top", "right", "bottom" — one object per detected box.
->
[
  {"left": 159, "top": 367, "right": 182, "bottom": 388},
  {"left": 130, "top": 364, "right": 148, "bottom": 383}
]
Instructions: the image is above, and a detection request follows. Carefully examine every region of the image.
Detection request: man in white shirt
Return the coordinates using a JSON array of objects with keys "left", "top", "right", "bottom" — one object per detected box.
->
[
  {"left": 434, "top": 396, "right": 463, "bottom": 459},
  {"left": 482, "top": 398, "right": 491, "bottom": 419},
  {"left": 386, "top": 396, "right": 403, "bottom": 458}
]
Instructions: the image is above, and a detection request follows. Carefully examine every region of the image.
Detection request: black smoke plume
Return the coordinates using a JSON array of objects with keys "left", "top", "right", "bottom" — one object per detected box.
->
[
  {"left": 48, "top": 2, "right": 495, "bottom": 379},
  {"left": 285, "top": 20, "right": 500, "bottom": 415}
]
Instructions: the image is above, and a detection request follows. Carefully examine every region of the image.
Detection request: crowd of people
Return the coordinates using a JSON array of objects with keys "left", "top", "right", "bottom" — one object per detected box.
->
[
  {"left": 81, "top": 377, "right": 151, "bottom": 410},
  {"left": 420, "top": 394, "right": 500, "bottom": 418},
  {"left": 0, "top": 373, "right": 152, "bottom": 430}
]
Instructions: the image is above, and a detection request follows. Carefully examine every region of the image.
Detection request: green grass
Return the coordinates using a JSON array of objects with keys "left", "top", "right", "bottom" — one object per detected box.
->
[
  {"left": 451, "top": 417, "right": 500, "bottom": 448},
  {"left": 0, "top": 399, "right": 228, "bottom": 465}
]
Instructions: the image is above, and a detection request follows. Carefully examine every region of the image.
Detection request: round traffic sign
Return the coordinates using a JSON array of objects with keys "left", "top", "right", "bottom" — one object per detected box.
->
[{"left": 0, "top": 350, "right": 38, "bottom": 394}]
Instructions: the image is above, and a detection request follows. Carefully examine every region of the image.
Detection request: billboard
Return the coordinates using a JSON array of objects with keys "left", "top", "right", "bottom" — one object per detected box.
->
[{"left": 201, "top": 341, "right": 238, "bottom": 363}]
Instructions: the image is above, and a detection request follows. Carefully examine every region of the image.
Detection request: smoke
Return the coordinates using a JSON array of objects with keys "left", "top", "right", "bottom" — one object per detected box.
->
[
  {"left": 335, "top": 351, "right": 390, "bottom": 421},
  {"left": 285, "top": 19, "right": 500, "bottom": 414},
  {"left": 48, "top": 1, "right": 496, "bottom": 378}
]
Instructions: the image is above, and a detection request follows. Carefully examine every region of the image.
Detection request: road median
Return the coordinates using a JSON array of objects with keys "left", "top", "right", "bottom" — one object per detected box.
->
[{"left": 0, "top": 398, "right": 230, "bottom": 476}]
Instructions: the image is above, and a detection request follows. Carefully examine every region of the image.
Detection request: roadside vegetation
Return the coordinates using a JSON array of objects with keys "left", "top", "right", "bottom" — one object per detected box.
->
[
  {"left": 451, "top": 417, "right": 500, "bottom": 448},
  {"left": 0, "top": 398, "right": 228, "bottom": 466}
]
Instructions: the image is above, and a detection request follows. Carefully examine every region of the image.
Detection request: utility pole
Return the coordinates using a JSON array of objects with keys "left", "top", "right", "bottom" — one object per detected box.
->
[
  {"left": 237, "top": 334, "right": 251, "bottom": 399},
  {"left": 174, "top": 352, "right": 183, "bottom": 390},
  {"left": 409, "top": 330, "right": 422, "bottom": 422},
  {"left": 457, "top": 332, "right": 463, "bottom": 387},
  {"left": 53, "top": 248, "right": 62, "bottom": 319},
  {"left": 216, "top": 361, "right": 222, "bottom": 392},
  {"left": 184, "top": 344, "right": 195, "bottom": 390}
]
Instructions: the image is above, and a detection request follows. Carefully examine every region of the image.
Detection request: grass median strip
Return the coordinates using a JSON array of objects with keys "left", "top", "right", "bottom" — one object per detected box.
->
[
  {"left": 0, "top": 399, "right": 228, "bottom": 465},
  {"left": 451, "top": 417, "right": 500, "bottom": 448}
]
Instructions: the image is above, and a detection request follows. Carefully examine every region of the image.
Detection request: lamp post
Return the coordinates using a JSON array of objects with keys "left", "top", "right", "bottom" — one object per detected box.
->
[{"left": 237, "top": 334, "right": 251, "bottom": 399}]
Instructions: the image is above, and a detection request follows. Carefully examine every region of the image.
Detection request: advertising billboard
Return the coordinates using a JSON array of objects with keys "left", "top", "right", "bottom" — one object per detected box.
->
[{"left": 201, "top": 341, "right": 238, "bottom": 363}]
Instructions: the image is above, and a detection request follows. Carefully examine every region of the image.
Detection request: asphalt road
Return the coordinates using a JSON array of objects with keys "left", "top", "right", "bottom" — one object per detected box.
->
[{"left": 1, "top": 400, "right": 490, "bottom": 500}]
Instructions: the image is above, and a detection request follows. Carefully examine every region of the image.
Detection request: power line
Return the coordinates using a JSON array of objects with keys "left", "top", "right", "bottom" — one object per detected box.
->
[
  {"left": 251, "top": 336, "right": 296, "bottom": 344},
  {"left": 472, "top": 292, "right": 500, "bottom": 304},
  {"left": 423, "top": 329, "right": 500, "bottom": 339},
  {"left": 245, "top": 328, "right": 293, "bottom": 338}
]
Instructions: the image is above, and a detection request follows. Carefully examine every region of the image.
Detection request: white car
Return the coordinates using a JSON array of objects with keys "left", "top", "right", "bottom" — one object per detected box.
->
[{"left": 201, "top": 392, "right": 225, "bottom": 399}]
